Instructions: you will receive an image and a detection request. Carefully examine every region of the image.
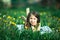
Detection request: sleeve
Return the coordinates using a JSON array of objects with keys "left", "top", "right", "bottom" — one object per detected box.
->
[
  {"left": 40, "top": 26, "right": 52, "bottom": 34},
  {"left": 44, "top": 26, "right": 52, "bottom": 33},
  {"left": 16, "top": 24, "right": 24, "bottom": 31}
]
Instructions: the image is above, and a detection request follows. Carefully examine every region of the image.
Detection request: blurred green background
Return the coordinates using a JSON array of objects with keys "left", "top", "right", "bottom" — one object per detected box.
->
[{"left": 0, "top": 0, "right": 60, "bottom": 40}]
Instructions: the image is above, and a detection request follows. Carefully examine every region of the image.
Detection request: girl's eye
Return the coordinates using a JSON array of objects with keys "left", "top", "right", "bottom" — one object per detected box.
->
[
  {"left": 30, "top": 18, "right": 32, "bottom": 19},
  {"left": 34, "top": 18, "right": 36, "bottom": 20}
]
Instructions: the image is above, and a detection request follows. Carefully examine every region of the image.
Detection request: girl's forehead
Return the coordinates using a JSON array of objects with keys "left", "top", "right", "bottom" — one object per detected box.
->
[
  {"left": 30, "top": 14, "right": 35, "bottom": 16},
  {"left": 30, "top": 14, "right": 37, "bottom": 19},
  {"left": 30, "top": 14, "right": 33, "bottom": 15},
  {"left": 30, "top": 14, "right": 35, "bottom": 17}
]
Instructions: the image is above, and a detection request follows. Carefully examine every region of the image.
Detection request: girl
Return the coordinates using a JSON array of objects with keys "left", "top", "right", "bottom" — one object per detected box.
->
[{"left": 17, "top": 11, "right": 52, "bottom": 34}]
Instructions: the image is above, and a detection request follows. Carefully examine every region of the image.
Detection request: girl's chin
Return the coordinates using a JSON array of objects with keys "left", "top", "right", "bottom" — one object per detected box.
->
[
  {"left": 31, "top": 24, "right": 36, "bottom": 26},
  {"left": 31, "top": 23, "right": 37, "bottom": 26}
]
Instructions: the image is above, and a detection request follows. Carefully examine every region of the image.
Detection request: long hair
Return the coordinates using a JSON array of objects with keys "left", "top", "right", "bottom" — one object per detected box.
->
[{"left": 25, "top": 11, "right": 40, "bottom": 29}]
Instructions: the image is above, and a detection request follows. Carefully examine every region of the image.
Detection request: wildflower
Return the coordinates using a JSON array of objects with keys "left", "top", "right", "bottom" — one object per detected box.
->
[
  {"left": 23, "top": 21, "right": 25, "bottom": 24},
  {"left": 52, "top": 28, "right": 55, "bottom": 30},
  {"left": 19, "top": 16, "right": 21, "bottom": 18},
  {"left": 56, "top": 29, "right": 58, "bottom": 32},
  {"left": 7, "top": 16, "right": 11, "bottom": 19},
  {"left": 25, "top": 26, "right": 28, "bottom": 29},
  {"left": 3, "top": 15, "right": 6, "bottom": 18},
  {"left": 48, "top": 23, "right": 51, "bottom": 26},
  {"left": 4, "top": 20, "right": 7, "bottom": 23},
  {"left": 0, "top": 17, "right": 2, "bottom": 20},
  {"left": 58, "top": 18, "right": 60, "bottom": 21},
  {"left": 13, "top": 18, "right": 15, "bottom": 20},
  {"left": 10, "top": 21, "right": 16, "bottom": 26}
]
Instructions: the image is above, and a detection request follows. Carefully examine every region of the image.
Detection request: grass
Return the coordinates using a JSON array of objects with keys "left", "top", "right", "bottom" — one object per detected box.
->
[{"left": 0, "top": 7, "right": 60, "bottom": 40}]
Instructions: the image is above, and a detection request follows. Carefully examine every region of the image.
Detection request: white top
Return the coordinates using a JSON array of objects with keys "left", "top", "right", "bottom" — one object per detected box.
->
[{"left": 16, "top": 24, "right": 52, "bottom": 34}]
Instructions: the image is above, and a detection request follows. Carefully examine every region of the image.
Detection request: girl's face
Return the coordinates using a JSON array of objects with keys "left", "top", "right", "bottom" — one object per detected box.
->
[{"left": 29, "top": 14, "right": 38, "bottom": 26}]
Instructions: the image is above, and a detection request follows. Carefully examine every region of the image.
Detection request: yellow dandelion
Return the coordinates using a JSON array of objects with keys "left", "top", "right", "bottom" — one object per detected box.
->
[
  {"left": 11, "top": 21, "right": 16, "bottom": 26},
  {"left": 4, "top": 20, "right": 7, "bottom": 22},
  {"left": 7, "top": 16, "right": 11, "bottom": 19},
  {"left": 13, "top": 24, "right": 16, "bottom": 26},
  {"left": 58, "top": 28, "right": 60, "bottom": 32},
  {"left": 23, "top": 21, "right": 25, "bottom": 24},
  {"left": 25, "top": 26, "right": 28, "bottom": 29},
  {"left": 13, "top": 18, "right": 15, "bottom": 20},
  {"left": 19, "top": 16, "right": 21, "bottom": 18},
  {"left": 58, "top": 18, "right": 60, "bottom": 21},
  {"left": 0, "top": 17, "right": 2, "bottom": 20},
  {"left": 48, "top": 23, "right": 51, "bottom": 26}
]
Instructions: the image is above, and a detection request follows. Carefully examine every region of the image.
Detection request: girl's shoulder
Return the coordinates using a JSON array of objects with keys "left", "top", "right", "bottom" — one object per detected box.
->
[{"left": 40, "top": 26, "right": 52, "bottom": 34}]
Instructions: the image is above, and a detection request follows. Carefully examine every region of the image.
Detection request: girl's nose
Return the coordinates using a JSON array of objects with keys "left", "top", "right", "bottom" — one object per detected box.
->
[{"left": 31, "top": 20, "right": 35, "bottom": 22}]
